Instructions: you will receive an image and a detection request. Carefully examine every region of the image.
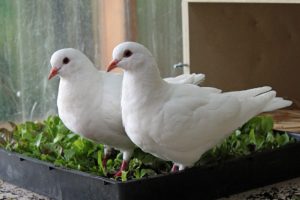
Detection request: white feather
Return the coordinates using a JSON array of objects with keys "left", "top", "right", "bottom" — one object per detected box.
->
[
  {"left": 50, "top": 48, "right": 206, "bottom": 162},
  {"left": 113, "top": 42, "right": 292, "bottom": 168}
]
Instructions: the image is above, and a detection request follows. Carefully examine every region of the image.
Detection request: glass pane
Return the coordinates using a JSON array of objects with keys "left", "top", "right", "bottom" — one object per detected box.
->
[
  {"left": 0, "top": 0, "right": 100, "bottom": 123},
  {"left": 136, "top": 0, "right": 183, "bottom": 78}
]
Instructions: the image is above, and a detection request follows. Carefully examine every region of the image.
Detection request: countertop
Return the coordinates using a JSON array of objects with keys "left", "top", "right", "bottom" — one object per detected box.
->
[{"left": 1, "top": 177, "right": 300, "bottom": 200}]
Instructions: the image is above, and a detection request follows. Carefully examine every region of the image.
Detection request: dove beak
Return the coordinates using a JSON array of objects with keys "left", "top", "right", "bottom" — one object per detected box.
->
[
  {"left": 107, "top": 59, "right": 119, "bottom": 72},
  {"left": 48, "top": 67, "right": 59, "bottom": 80}
]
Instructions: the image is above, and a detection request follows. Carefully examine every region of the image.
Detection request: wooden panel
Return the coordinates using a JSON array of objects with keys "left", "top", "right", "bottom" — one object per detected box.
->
[
  {"left": 263, "top": 110, "right": 300, "bottom": 132},
  {"left": 124, "top": 0, "right": 137, "bottom": 41},
  {"left": 187, "top": 3, "right": 300, "bottom": 107},
  {"left": 98, "top": 0, "right": 137, "bottom": 72},
  {"left": 99, "top": 0, "right": 126, "bottom": 71}
]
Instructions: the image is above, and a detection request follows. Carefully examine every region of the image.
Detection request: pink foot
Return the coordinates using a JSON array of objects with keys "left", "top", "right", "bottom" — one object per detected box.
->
[
  {"left": 171, "top": 164, "right": 179, "bottom": 172},
  {"left": 114, "top": 160, "right": 128, "bottom": 177},
  {"left": 102, "top": 147, "right": 112, "bottom": 169},
  {"left": 102, "top": 156, "right": 109, "bottom": 169}
]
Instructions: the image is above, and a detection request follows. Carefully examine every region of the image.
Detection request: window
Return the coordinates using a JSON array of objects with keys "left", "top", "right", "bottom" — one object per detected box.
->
[{"left": 0, "top": 0, "right": 183, "bottom": 123}]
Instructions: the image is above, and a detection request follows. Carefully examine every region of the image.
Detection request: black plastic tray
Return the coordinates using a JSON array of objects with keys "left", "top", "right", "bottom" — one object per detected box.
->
[{"left": 1, "top": 143, "right": 300, "bottom": 200}]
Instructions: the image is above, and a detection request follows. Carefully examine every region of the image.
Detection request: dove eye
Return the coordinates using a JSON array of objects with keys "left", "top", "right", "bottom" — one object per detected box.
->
[
  {"left": 63, "top": 57, "right": 70, "bottom": 64},
  {"left": 123, "top": 50, "right": 132, "bottom": 58}
]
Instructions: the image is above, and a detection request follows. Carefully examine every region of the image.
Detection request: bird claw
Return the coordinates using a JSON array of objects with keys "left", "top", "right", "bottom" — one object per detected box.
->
[
  {"left": 102, "top": 158, "right": 108, "bottom": 169},
  {"left": 171, "top": 164, "right": 179, "bottom": 172},
  {"left": 102, "top": 146, "right": 113, "bottom": 169},
  {"left": 114, "top": 170, "right": 123, "bottom": 177},
  {"left": 114, "top": 160, "right": 128, "bottom": 177}
]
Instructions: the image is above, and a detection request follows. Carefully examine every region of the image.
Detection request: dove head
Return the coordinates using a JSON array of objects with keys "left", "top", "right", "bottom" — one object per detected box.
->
[
  {"left": 48, "top": 48, "right": 92, "bottom": 80},
  {"left": 107, "top": 42, "right": 155, "bottom": 72}
]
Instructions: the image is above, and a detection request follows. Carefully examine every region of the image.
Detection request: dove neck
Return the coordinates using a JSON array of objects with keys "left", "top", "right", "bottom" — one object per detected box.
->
[
  {"left": 123, "top": 64, "right": 165, "bottom": 92},
  {"left": 122, "top": 65, "right": 167, "bottom": 108},
  {"left": 61, "top": 62, "right": 98, "bottom": 82}
]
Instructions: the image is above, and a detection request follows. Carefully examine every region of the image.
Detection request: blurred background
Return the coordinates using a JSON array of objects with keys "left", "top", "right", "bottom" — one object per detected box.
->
[
  {"left": 1, "top": 0, "right": 299, "bottom": 129},
  {"left": 0, "top": 0, "right": 183, "bottom": 123}
]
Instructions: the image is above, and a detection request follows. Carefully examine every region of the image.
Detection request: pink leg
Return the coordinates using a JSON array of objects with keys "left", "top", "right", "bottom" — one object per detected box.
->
[
  {"left": 114, "top": 160, "right": 128, "bottom": 177},
  {"left": 171, "top": 164, "right": 179, "bottom": 172},
  {"left": 102, "top": 146, "right": 112, "bottom": 168},
  {"left": 102, "top": 155, "right": 109, "bottom": 168}
]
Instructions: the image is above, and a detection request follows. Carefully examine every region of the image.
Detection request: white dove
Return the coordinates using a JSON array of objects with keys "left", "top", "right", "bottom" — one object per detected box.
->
[
  {"left": 107, "top": 42, "right": 292, "bottom": 171},
  {"left": 48, "top": 48, "right": 205, "bottom": 176}
]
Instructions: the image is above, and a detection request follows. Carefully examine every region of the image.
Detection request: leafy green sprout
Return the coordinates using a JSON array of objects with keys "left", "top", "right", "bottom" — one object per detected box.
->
[{"left": 0, "top": 115, "right": 296, "bottom": 181}]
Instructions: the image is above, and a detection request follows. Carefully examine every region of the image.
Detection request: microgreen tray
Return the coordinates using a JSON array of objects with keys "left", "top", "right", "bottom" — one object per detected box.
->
[{"left": 1, "top": 141, "right": 300, "bottom": 200}]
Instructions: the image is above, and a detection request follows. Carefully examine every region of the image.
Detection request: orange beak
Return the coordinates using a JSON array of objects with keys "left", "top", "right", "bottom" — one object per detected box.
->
[
  {"left": 107, "top": 59, "right": 119, "bottom": 72},
  {"left": 48, "top": 67, "right": 59, "bottom": 80}
]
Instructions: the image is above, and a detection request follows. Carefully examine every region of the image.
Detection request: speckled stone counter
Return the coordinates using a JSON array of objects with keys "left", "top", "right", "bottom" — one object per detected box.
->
[
  {"left": 1, "top": 177, "right": 300, "bottom": 200},
  {"left": 0, "top": 180, "right": 48, "bottom": 200},
  {"left": 221, "top": 177, "right": 300, "bottom": 200}
]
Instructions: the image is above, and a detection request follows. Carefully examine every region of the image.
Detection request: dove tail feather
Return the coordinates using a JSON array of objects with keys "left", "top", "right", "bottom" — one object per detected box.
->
[
  {"left": 239, "top": 90, "right": 292, "bottom": 123},
  {"left": 227, "top": 87, "right": 292, "bottom": 117},
  {"left": 201, "top": 87, "right": 222, "bottom": 93},
  {"left": 225, "top": 86, "right": 272, "bottom": 98},
  {"left": 238, "top": 91, "right": 276, "bottom": 123},
  {"left": 262, "top": 97, "right": 292, "bottom": 112}
]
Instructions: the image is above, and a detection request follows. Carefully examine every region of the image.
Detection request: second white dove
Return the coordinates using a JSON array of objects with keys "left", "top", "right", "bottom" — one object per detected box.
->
[{"left": 107, "top": 42, "right": 292, "bottom": 171}]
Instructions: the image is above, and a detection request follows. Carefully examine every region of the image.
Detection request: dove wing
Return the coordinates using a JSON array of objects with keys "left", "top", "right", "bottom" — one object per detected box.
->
[
  {"left": 163, "top": 73, "right": 205, "bottom": 85},
  {"left": 148, "top": 84, "right": 241, "bottom": 151}
]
